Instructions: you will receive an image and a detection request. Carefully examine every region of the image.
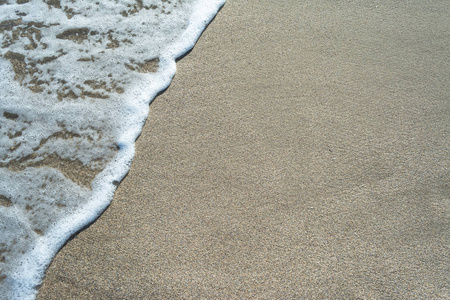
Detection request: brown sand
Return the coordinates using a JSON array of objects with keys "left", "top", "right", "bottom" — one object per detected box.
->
[{"left": 38, "top": 0, "right": 449, "bottom": 298}]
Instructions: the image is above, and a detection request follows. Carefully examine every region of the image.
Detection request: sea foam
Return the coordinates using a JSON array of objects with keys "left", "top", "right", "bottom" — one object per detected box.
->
[{"left": 0, "top": 0, "right": 225, "bottom": 298}]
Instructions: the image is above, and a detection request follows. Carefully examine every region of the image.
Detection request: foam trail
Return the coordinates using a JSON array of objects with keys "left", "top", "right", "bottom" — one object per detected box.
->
[{"left": 0, "top": 0, "right": 225, "bottom": 298}]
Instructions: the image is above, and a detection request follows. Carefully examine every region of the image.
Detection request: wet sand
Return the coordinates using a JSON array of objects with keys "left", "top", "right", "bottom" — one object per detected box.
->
[{"left": 38, "top": 0, "right": 449, "bottom": 298}]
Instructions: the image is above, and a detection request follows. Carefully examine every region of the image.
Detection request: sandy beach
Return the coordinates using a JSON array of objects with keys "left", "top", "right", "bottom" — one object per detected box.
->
[{"left": 38, "top": 0, "right": 449, "bottom": 298}]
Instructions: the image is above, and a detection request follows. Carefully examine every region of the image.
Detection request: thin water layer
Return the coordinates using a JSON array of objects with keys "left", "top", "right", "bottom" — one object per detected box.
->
[{"left": 0, "top": 0, "right": 225, "bottom": 298}]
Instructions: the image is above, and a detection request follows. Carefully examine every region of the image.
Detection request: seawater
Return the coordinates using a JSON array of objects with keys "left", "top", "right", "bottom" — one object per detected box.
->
[{"left": 0, "top": 0, "right": 225, "bottom": 298}]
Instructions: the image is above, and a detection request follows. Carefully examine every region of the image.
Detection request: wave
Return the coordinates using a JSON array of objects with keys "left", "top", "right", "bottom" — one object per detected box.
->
[{"left": 0, "top": 0, "right": 225, "bottom": 298}]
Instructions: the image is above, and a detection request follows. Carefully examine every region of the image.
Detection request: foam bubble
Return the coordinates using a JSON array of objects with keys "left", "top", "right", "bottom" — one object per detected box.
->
[{"left": 0, "top": 0, "right": 225, "bottom": 298}]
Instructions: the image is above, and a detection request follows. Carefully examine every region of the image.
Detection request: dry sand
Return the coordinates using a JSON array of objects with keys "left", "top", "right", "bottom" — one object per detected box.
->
[{"left": 38, "top": 0, "right": 449, "bottom": 298}]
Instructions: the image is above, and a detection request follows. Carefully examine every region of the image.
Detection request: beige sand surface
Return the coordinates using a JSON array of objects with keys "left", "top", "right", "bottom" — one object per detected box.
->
[{"left": 38, "top": 0, "right": 449, "bottom": 298}]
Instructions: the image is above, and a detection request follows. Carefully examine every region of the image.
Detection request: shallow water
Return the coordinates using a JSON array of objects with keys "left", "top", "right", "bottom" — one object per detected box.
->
[{"left": 0, "top": 0, "right": 225, "bottom": 298}]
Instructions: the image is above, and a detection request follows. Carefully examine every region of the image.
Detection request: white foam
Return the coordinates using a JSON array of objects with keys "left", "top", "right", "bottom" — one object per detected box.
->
[{"left": 0, "top": 0, "right": 225, "bottom": 298}]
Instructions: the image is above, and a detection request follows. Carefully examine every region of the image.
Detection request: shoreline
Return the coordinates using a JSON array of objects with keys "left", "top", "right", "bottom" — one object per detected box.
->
[{"left": 38, "top": 0, "right": 449, "bottom": 298}]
